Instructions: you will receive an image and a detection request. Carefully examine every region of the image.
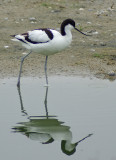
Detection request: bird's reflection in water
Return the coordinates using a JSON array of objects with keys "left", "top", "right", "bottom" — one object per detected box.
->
[{"left": 12, "top": 87, "right": 93, "bottom": 156}]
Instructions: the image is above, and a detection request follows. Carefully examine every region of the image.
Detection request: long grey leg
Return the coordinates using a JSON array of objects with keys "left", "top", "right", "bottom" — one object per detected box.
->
[
  {"left": 44, "top": 86, "right": 48, "bottom": 118},
  {"left": 17, "top": 86, "right": 28, "bottom": 116},
  {"left": 17, "top": 51, "right": 32, "bottom": 87},
  {"left": 44, "top": 55, "right": 48, "bottom": 85}
]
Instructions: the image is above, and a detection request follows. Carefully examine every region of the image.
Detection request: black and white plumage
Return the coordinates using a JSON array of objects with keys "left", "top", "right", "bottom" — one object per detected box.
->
[{"left": 11, "top": 19, "right": 90, "bottom": 87}]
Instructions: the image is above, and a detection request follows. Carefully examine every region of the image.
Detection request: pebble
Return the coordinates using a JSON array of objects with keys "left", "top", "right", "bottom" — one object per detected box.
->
[
  {"left": 87, "top": 30, "right": 99, "bottom": 35},
  {"left": 29, "top": 18, "right": 37, "bottom": 23},
  {"left": 29, "top": 17, "right": 36, "bottom": 21},
  {"left": 30, "top": 21, "right": 36, "bottom": 24},
  {"left": 70, "top": 55, "right": 75, "bottom": 58},
  {"left": 22, "top": 52, "right": 28, "bottom": 55},
  {"left": 4, "top": 17, "right": 8, "bottom": 20},
  {"left": 92, "top": 31, "right": 99, "bottom": 35},
  {"left": 108, "top": 71, "right": 115, "bottom": 76},
  {"left": 4, "top": 46, "right": 9, "bottom": 48},
  {"left": 76, "top": 23, "right": 81, "bottom": 26},
  {"left": 90, "top": 49, "right": 95, "bottom": 52},
  {"left": 51, "top": 10, "right": 61, "bottom": 13},
  {"left": 87, "top": 22, "right": 92, "bottom": 24},
  {"left": 95, "top": 10, "right": 107, "bottom": 16},
  {"left": 107, "top": 7, "right": 114, "bottom": 11},
  {"left": 88, "top": 9, "right": 94, "bottom": 11},
  {"left": 100, "top": 42, "right": 107, "bottom": 46},
  {"left": 79, "top": 8, "right": 84, "bottom": 11}
]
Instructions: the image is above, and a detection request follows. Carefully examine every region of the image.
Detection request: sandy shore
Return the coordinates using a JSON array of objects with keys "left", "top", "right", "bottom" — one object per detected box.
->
[{"left": 0, "top": 0, "right": 116, "bottom": 80}]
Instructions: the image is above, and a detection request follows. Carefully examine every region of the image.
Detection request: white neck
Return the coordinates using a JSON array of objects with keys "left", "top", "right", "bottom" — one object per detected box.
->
[{"left": 65, "top": 24, "right": 73, "bottom": 34}]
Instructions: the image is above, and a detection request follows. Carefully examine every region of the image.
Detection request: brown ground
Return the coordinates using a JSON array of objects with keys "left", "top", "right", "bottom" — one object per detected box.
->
[{"left": 0, "top": 0, "right": 116, "bottom": 80}]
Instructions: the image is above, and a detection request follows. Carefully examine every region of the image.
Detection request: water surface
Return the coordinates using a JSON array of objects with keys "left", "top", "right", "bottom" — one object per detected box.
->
[{"left": 0, "top": 77, "right": 116, "bottom": 160}]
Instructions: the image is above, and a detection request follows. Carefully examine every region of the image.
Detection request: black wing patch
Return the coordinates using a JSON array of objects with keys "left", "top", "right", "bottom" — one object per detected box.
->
[
  {"left": 42, "top": 28, "right": 54, "bottom": 40},
  {"left": 11, "top": 29, "right": 54, "bottom": 44},
  {"left": 25, "top": 29, "right": 54, "bottom": 44},
  {"left": 25, "top": 35, "right": 43, "bottom": 44}
]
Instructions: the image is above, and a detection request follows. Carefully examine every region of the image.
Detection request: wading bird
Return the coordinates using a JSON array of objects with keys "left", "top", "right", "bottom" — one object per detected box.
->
[{"left": 11, "top": 19, "right": 90, "bottom": 87}]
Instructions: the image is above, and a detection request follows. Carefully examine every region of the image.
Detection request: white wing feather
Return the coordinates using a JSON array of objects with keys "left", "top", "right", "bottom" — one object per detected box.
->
[{"left": 28, "top": 30, "right": 50, "bottom": 43}]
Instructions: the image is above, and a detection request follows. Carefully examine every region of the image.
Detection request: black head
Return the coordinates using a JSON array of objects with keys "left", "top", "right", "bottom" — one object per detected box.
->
[
  {"left": 61, "top": 140, "right": 76, "bottom": 156},
  {"left": 61, "top": 18, "right": 91, "bottom": 36},
  {"left": 61, "top": 19, "right": 75, "bottom": 35},
  {"left": 61, "top": 19, "right": 75, "bottom": 28}
]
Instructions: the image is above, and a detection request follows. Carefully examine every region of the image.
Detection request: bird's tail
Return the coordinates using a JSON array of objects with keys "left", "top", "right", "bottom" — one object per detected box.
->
[{"left": 10, "top": 34, "right": 27, "bottom": 43}]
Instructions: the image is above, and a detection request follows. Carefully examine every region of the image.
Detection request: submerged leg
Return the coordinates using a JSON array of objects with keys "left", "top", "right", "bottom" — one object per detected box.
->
[
  {"left": 44, "top": 55, "right": 48, "bottom": 85},
  {"left": 17, "top": 51, "right": 32, "bottom": 87},
  {"left": 17, "top": 86, "right": 28, "bottom": 116},
  {"left": 44, "top": 86, "right": 49, "bottom": 118}
]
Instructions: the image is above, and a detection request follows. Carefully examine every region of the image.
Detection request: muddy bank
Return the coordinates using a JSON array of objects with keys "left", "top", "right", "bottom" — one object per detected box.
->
[{"left": 0, "top": 0, "right": 116, "bottom": 80}]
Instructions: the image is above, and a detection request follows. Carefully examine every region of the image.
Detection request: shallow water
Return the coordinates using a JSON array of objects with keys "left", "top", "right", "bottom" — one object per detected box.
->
[{"left": 0, "top": 76, "right": 116, "bottom": 160}]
